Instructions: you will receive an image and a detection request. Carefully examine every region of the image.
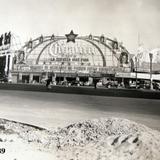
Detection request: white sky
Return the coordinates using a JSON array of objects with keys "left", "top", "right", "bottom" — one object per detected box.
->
[{"left": 0, "top": 0, "right": 160, "bottom": 53}]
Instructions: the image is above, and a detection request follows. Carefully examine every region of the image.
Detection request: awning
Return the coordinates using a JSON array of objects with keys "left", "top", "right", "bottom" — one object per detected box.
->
[
  {"left": 56, "top": 72, "right": 77, "bottom": 77},
  {"left": 78, "top": 73, "right": 90, "bottom": 77}
]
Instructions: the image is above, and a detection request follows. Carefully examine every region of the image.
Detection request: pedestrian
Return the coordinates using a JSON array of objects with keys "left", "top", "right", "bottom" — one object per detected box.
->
[
  {"left": 93, "top": 78, "right": 97, "bottom": 89},
  {"left": 46, "top": 78, "right": 52, "bottom": 89}
]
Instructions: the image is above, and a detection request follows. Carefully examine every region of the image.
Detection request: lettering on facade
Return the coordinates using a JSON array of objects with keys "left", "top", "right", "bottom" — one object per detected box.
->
[{"left": 51, "top": 58, "right": 89, "bottom": 62}]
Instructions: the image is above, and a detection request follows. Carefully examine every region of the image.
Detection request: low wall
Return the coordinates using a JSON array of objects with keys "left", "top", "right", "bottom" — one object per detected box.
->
[{"left": 0, "top": 83, "right": 160, "bottom": 99}]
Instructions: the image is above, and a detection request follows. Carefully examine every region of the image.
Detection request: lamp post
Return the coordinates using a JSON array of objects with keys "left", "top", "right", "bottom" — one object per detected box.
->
[
  {"left": 59, "top": 61, "right": 64, "bottom": 84},
  {"left": 149, "top": 53, "right": 153, "bottom": 89}
]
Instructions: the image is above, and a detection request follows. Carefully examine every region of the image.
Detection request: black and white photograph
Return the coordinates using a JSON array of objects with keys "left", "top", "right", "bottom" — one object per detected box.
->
[{"left": 0, "top": 0, "right": 160, "bottom": 159}]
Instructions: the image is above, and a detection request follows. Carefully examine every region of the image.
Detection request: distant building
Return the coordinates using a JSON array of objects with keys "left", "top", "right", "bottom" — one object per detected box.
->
[{"left": 0, "top": 32, "right": 13, "bottom": 81}]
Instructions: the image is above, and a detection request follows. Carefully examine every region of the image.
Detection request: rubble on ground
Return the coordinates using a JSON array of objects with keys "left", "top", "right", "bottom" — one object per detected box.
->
[{"left": 0, "top": 117, "right": 160, "bottom": 160}]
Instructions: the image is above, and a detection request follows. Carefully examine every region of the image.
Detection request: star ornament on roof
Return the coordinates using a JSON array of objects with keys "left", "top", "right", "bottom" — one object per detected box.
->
[{"left": 65, "top": 30, "right": 78, "bottom": 43}]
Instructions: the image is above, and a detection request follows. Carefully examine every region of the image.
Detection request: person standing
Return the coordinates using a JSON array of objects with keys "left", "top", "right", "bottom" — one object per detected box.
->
[
  {"left": 93, "top": 78, "right": 97, "bottom": 89},
  {"left": 46, "top": 78, "right": 52, "bottom": 89}
]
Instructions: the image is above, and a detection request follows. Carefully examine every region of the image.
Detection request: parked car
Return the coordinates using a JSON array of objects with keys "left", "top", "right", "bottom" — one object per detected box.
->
[
  {"left": 96, "top": 80, "right": 103, "bottom": 87},
  {"left": 84, "top": 81, "right": 90, "bottom": 86},
  {"left": 129, "top": 82, "right": 137, "bottom": 89},
  {"left": 105, "top": 81, "right": 118, "bottom": 88},
  {"left": 70, "top": 80, "right": 80, "bottom": 86},
  {"left": 153, "top": 82, "right": 160, "bottom": 90}
]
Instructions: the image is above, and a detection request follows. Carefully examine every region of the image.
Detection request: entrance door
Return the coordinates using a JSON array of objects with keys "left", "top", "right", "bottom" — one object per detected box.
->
[
  {"left": 79, "top": 77, "right": 88, "bottom": 82},
  {"left": 33, "top": 75, "right": 40, "bottom": 83},
  {"left": 66, "top": 77, "right": 76, "bottom": 86},
  {"left": 22, "top": 75, "right": 29, "bottom": 83},
  {"left": 66, "top": 77, "right": 76, "bottom": 82},
  {"left": 56, "top": 77, "right": 64, "bottom": 84}
]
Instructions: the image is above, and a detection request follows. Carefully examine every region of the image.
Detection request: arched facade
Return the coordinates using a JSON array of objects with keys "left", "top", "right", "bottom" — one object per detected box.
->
[{"left": 12, "top": 31, "right": 132, "bottom": 84}]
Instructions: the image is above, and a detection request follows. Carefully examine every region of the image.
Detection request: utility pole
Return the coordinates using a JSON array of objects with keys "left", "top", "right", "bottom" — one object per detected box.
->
[
  {"left": 135, "top": 56, "right": 138, "bottom": 88},
  {"left": 149, "top": 53, "right": 153, "bottom": 89}
]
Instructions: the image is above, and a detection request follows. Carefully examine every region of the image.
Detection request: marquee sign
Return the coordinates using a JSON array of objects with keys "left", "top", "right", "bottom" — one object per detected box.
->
[
  {"left": 50, "top": 57, "right": 89, "bottom": 62},
  {"left": 13, "top": 31, "right": 131, "bottom": 78}
]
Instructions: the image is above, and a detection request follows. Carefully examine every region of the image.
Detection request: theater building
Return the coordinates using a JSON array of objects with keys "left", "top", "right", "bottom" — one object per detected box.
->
[
  {"left": 11, "top": 30, "right": 134, "bottom": 85},
  {"left": 9, "top": 30, "right": 160, "bottom": 88}
]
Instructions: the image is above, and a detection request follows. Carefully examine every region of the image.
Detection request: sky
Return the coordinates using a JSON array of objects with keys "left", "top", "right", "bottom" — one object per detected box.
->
[{"left": 0, "top": 0, "right": 160, "bottom": 53}]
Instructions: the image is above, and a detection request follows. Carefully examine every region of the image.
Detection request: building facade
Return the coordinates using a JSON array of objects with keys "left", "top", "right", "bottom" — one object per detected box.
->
[
  {"left": 11, "top": 31, "right": 133, "bottom": 84},
  {"left": 0, "top": 32, "right": 13, "bottom": 82}
]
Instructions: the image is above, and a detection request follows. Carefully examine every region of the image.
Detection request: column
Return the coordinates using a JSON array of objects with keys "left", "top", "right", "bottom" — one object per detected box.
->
[
  {"left": 76, "top": 76, "right": 80, "bottom": 81},
  {"left": 4, "top": 55, "right": 8, "bottom": 74},
  {"left": 18, "top": 73, "right": 22, "bottom": 82},
  {"left": 52, "top": 73, "right": 56, "bottom": 81},
  {"left": 89, "top": 76, "right": 93, "bottom": 85},
  {"left": 9, "top": 53, "right": 13, "bottom": 70},
  {"left": 29, "top": 73, "right": 33, "bottom": 83}
]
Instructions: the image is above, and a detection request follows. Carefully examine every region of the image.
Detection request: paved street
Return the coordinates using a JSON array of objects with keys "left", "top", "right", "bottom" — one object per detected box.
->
[{"left": 0, "top": 90, "right": 160, "bottom": 131}]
